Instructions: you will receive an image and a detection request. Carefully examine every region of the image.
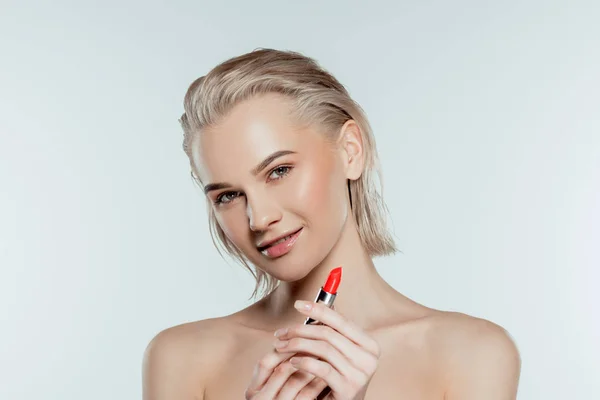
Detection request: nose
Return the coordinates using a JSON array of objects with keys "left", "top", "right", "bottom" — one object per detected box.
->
[{"left": 247, "top": 193, "right": 282, "bottom": 232}]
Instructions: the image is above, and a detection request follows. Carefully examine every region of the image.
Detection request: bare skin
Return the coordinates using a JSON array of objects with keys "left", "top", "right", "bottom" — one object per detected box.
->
[{"left": 143, "top": 93, "right": 521, "bottom": 399}]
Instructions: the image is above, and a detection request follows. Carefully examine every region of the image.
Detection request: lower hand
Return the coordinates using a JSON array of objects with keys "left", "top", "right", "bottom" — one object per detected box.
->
[
  {"left": 244, "top": 348, "right": 328, "bottom": 399},
  {"left": 272, "top": 300, "right": 381, "bottom": 399}
]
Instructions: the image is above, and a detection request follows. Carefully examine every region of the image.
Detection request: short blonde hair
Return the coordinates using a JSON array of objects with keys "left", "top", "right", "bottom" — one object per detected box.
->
[{"left": 179, "top": 48, "right": 397, "bottom": 299}]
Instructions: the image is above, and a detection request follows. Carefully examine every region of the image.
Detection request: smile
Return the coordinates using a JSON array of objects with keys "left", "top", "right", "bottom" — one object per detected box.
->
[{"left": 258, "top": 228, "right": 303, "bottom": 258}]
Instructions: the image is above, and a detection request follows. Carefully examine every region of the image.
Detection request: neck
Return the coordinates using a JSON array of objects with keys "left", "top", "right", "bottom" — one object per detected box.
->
[{"left": 260, "top": 216, "right": 407, "bottom": 330}]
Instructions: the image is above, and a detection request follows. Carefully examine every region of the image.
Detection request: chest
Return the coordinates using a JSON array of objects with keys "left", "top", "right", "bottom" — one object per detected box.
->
[{"left": 203, "top": 333, "right": 445, "bottom": 400}]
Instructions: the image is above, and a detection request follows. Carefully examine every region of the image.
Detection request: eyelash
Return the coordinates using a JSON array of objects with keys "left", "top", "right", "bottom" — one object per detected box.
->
[{"left": 214, "top": 165, "right": 293, "bottom": 205}]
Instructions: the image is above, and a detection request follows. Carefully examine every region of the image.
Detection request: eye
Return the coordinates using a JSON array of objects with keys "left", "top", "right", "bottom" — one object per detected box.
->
[
  {"left": 268, "top": 165, "right": 292, "bottom": 181},
  {"left": 214, "top": 191, "right": 242, "bottom": 205}
]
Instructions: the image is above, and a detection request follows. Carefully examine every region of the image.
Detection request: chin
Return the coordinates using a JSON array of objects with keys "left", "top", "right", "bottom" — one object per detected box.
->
[{"left": 263, "top": 248, "right": 334, "bottom": 283}]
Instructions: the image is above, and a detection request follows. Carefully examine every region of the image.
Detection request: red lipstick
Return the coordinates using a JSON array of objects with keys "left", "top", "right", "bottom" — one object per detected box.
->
[
  {"left": 304, "top": 266, "right": 342, "bottom": 325},
  {"left": 323, "top": 267, "right": 342, "bottom": 293}
]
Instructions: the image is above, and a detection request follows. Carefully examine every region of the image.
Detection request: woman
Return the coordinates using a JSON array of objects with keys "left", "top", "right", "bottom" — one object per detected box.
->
[{"left": 143, "top": 48, "right": 521, "bottom": 399}]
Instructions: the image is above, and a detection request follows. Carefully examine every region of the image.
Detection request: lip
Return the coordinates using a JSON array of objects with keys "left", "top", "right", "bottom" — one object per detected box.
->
[
  {"left": 257, "top": 228, "right": 303, "bottom": 258},
  {"left": 256, "top": 227, "right": 303, "bottom": 250}
]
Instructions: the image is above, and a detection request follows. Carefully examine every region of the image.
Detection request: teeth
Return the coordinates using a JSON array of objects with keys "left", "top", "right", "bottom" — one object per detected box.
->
[
  {"left": 272, "top": 234, "right": 292, "bottom": 246},
  {"left": 260, "top": 231, "right": 300, "bottom": 256},
  {"left": 261, "top": 234, "right": 293, "bottom": 254}
]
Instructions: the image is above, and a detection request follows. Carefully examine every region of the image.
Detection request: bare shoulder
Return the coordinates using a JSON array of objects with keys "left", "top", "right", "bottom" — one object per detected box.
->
[
  {"left": 428, "top": 311, "right": 521, "bottom": 368},
  {"left": 426, "top": 311, "right": 521, "bottom": 399},
  {"left": 142, "top": 317, "right": 238, "bottom": 400}
]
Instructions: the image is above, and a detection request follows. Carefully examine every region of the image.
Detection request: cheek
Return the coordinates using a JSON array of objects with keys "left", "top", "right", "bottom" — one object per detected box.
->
[
  {"left": 214, "top": 208, "right": 248, "bottom": 245},
  {"left": 291, "top": 160, "right": 347, "bottom": 221}
]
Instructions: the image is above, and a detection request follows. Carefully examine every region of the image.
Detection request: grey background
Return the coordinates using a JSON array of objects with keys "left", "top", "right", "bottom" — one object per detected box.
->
[{"left": 1, "top": 0, "right": 598, "bottom": 398}]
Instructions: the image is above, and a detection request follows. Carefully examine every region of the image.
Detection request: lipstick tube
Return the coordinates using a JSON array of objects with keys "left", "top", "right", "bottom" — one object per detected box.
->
[{"left": 304, "top": 266, "right": 342, "bottom": 325}]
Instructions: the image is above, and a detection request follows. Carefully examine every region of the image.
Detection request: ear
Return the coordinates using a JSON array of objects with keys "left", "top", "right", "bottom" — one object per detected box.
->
[{"left": 337, "top": 119, "right": 364, "bottom": 181}]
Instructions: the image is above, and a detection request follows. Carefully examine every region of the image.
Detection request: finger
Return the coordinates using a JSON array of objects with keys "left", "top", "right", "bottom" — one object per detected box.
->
[
  {"left": 274, "top": 370, "right": 317, "bottom": 400},
  {"left": 247, "top": 349, "right": 296, "bottom": 393},
  {"left": 315, "top": 386, "right": 332, "bottom": 400},
  {"left": 290, "top": 356, "right": 349, "bottom": 396},
  {"left": 296, "top": 378, "right": 330, "bottom": 400},
  {"left": 294, "top": 300, "right": 380, "bottom": 358},
  {"left": 277, "top": 324, "right": 378, "bottom": 375},
  {"left": 250, "top": 360, "right": 299, "bottom": 399},
  {"left": 274, "top": 337, "right": 366, "bottom": 383}
]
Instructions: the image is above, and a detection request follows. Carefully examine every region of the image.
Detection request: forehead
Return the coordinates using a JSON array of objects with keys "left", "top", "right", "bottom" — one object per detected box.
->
[{"left": 194, "top": 93, "right": 325, "bottom": 183}]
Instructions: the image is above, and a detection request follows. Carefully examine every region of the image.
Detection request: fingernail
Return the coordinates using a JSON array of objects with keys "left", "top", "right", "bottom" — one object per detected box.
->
[
  {"left": 273, "top": 340, "right": 288, "bottom": 348},
  {"left": 290, "top": 357, "right": 300, "bottom": 365},
  {"left": 294, "top": 300, "right": 312, "bottom": 311},
  {"left": 274, "top": 328, "right": 288, "bottom": 337}
]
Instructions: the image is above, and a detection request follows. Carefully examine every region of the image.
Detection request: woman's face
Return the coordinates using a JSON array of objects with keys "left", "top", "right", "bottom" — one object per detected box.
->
[{"left": 193, "top": 93, "right": 359, "bottom": 282}]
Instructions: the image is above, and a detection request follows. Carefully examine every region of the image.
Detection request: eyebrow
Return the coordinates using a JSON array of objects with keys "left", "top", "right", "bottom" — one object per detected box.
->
[{"left": 203, "top": 150, "right": 297, "bottom": 194}]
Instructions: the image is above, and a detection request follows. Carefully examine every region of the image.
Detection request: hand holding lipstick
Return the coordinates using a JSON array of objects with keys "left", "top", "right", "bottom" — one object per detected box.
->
[
  {"left": 244, "top": 267, "right": 380, "bottom": 399},
  {"left": 271, "top": 300, "right": 381, "bottom": 399}
]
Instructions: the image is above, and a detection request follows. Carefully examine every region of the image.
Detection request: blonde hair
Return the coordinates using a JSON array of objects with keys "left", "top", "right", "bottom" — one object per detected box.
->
[{"left": 179, "top": 48, "right": 397, "bottom": 299}]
